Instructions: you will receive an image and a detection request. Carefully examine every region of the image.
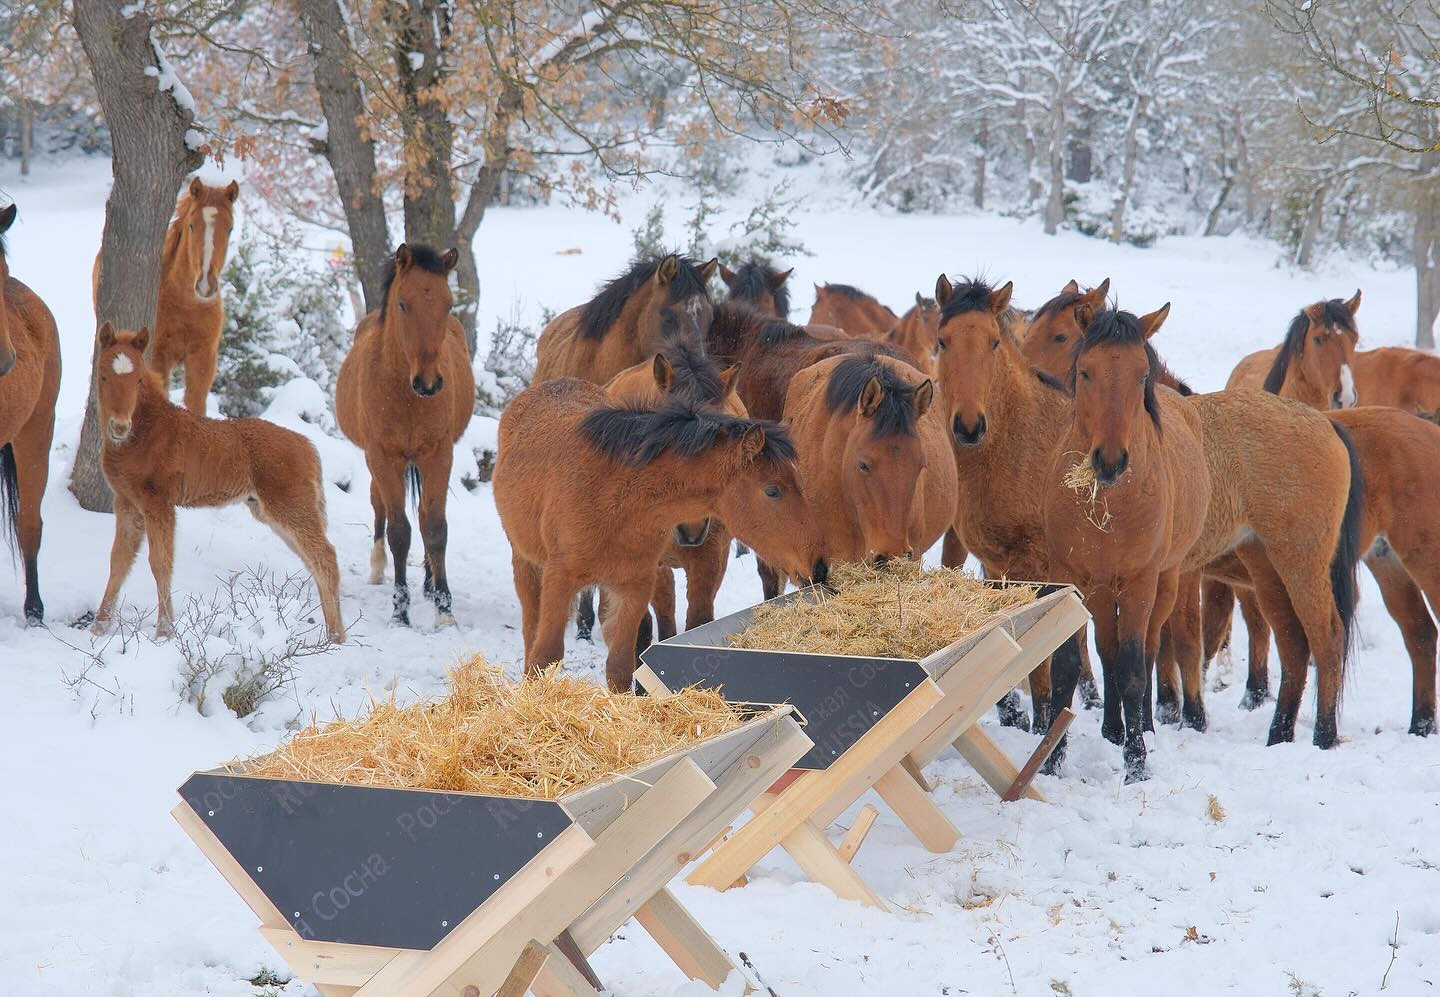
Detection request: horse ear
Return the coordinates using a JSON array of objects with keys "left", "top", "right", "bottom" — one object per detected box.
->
[
  {"left": 699, "top": 257, "right": 719, "bottom": 285},
  {"left": 935, "top": 274, "right": 953, "bottom": 307},
  {"left": 0, "top": 203, "right": 14, "bottom": 233},
  {"left": 188, "top": 176, "right": 205, "bottom": 199},
  {"left": 771, "top": 268, "right": 794, "bottom": 289},
  {"left": 651, "top": 353, "right": 674, "bottom": 392},
  {"left": 718, "top": 362, "right": 742, "bottom": 396},
  {"left": 988, "top": 281, "right": 1013, "bottom": 315},
  {"left": 913, "top": 379, "right": 935, "bottom": 418},
  {"left": 225, "top": 180, "right": 240, "bottom": 203},
  {"left": 1075, "top": 278, "right": 1110, "bottom": 327},
  {"left": 441, "top": 248, "right": 459, "bottom": 273},
  {"left": 1061, "top": 279, "right": 1080, "bottom": 295},
  {"left": 719, "top": 263, "right": 737, "bottom": 286},
  {"left": 1346, "top": 288, "right": 1362, "bottom": 315},
  {"left": 1138, "top": 302, "right": 1171, "bottom": 339},
  {"left": 133, "top": 326, "right": 151, "bottom": 352},
  {"left": 915, "top": 291, "right": 924, "bottom": 307},
  {"left": 97, "top": 321, "right": 116, "bottom": 348},
  {"left": 395, "top": 243, "right": 413, "bottom": 270},
  {"left": 740, "top": 424, "right": 766, "bottom": 462},
  {"left": 858, "top": 376, "right": 885, "bottom": 417},
  {"left": 655, "top": 254, "right": 679, "bottom": 286}
]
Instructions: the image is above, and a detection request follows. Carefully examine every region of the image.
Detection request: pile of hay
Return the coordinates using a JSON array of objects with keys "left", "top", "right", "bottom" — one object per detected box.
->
[
  {"left": 727, "top": 560, "right": 1038, "bottom": 658},
  {"left": 233, "top": 656, "right": 743, "bottom": 798}
]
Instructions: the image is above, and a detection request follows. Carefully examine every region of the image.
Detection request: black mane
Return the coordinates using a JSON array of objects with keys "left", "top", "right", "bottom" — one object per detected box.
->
[
  {"left": 938, "top": 277, "right": 998, "bottom": 323},
  {"left": 579, "top": 254, "right": 709, "bottom": 341},
  {"left": 581, "top": 403, "right": 796, "bottom": 466},
  {"left": 824, "top": 357, "right": 921, "bottom": 437},
  {"left": 821, "top": 282, "right": 871, "bottom": 301},
  {"left": 658, "top": 339, "right": 729, "bottom": 408},
  {"left": 727, "top": 259, "right": 791, "bottom": 319},
  {"left": 1263, "top": 299, "right": 1358, "bottom": 395},
  {"left": 1071, "top": 308, "right": 1163, "bottom": 430},
  {"left": 380, "top": 244, "right": 447, "bottom": 316},
  {"left": 759, "top": 318, "right": 811, "bottom": 348}
]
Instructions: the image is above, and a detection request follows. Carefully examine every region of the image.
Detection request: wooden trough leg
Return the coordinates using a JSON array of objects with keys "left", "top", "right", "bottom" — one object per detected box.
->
[
  {"left": 900, "top": 755, "right": 934, "bottom": 793},
  {"left": 634, "top": 887, "right": 737, "bottom": 988},
  {"left": 497, "top": 941, "right": 551, "bottom": 997},
  {"left": 531, "top": 946, "right": 599, "bottom": 997},
  {"left": 952, "top": 727, "right": 1045, "bottom": 803},
  {"left": 837, "top": 804, "right": 879, "bottom": 863},
  {"left": 779, "top": 819, "right": 887, "bottom": 910},
  {"left": 1003, "top": 707, "right": 1075, "bottom": 803},
  {"left": 552, "top": 931, "right": 603, "bottom": 990},
  {"left": 873, "top": 765, "right": 959, "bottom": 853}
]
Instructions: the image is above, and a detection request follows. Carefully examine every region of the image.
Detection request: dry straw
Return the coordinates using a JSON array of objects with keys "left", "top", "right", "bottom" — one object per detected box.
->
[
  {"left": 233, "top": 656, "right": 743, "bottom": 798},
  {"left": 1062, "top": 451, "right": 1113, "bottom": 532},
  {"left": 727, "top": 560, "right": 1038, "bottom": 658}
]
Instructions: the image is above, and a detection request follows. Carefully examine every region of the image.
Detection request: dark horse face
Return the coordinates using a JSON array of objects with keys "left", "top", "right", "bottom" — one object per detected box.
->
[
  {"left": 96, "top": 322, "right": 151, "bottom": 445},
  {"left": 844, "top": 375, "right": 934, "bottom": 562},
  {"left": 1073, "top": 305, "right": 1170, "bottom": 486},
  {"left": 0, "top": 203, "right": 14, "bottom": 377},
  {"left": 1021, "top": 279, "right": 1111, "bottom": 384},
  {"left": 181, "top": 177, "right": 239, "bottom": 301},
  {"left": 648, "top": 254, "right": 718, "bottom": 351},
  {"left": 388, "top": 244, "right": 459, "bottom": 397},
  {"left": 931, "top": 276, "right": 1014, "bottom": 448}
]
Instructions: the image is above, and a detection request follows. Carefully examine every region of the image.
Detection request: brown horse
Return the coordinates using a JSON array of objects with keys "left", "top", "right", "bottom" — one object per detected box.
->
[
  {"left": 604, "top": 343, "right": 745, "bottom": 638},
  {"left": 719, "top": 258, "right": 793, "bottom": 319},
  {"left": 783, "top": 353, "right": 956, "bottom": 565},
  {"left": 90, "top": 324, "right": 344, "bottom": 641},
  {"left": 1226, "top": 293, "right": 1361, "bottom": 408},
  {"left": 493, "top": 378, "right": 828, "bottom": 690},
  {"left": 808, "top": 282, "right": 896, "bottom": 336},
  {"left": 336, "top": 244, "right": 474, "bottom": 627},
  {"left": 534, "top": 253, "right": 719, "bottom": 387},
  {"left": 1353, "top": 346, "right": 1440, "bottom": 412},
  {"left": 0, "top": 204, "right": 61, "bottom": 624},
  {"left": 888, "top": 293, "right": 942, "bottom": 376},
  {"left": 151, "top": 178, "right": 239, "bottom": 416},
  {"left": 1043, "top": 305, "right": 1209, "bottom": 781}
]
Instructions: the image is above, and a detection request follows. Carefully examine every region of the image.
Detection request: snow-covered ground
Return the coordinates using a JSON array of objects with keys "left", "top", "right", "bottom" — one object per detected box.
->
[{"left": 2, "top": 156, "right": 1436, "bottom": 997}]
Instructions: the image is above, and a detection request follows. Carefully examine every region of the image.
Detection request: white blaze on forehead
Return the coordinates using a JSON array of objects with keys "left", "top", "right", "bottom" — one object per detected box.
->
[
  {"left": 1340, "top": 363, "right": 1357, "bottom": 407},
  {"left": 111, "top": 352, "right": 135, "bottom": 375},
  {"left": 199, "top": 206, "right": 218, "bottom": 290}
]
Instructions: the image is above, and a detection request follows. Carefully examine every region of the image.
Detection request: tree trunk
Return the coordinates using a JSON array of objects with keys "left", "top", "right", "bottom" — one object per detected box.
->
[
  {"left": 452, "top": 84, "right": 520, "bottom": 357},
  {"left": 392, "top": 0, "right": 456, "bottom": 250},
  {"left": 1202, "top": 175, "right": 1234, "bottom": 237},
  {"left": 1109, "top": 96, "right": 1146, "bottom": 243},
  {"left": 71, "top": 0, "right": 204, "bottom": 513},
  {"left": 19, "top": 101, "right": 32, "bottom": 177},
  {"left": 973, "top": 119, "right": 987, "bottom": 210},
  {"left": 299, "top": 0, "right": 391, "bottom": 314},
  {"left": 1043, "top": 96, "right": 1066, "bottom": 236},
  {"left": 1067, "top": 112, "right": 1092, "bottom": 184},
  {"left": 1020, "top": 100, "right": 1041, "bottom": 205},
  {"left": 1295, "top": 180, "right": 1329, "bottom": 270},
  {"left": 1414, "top": 158, "right": 1440, "bottom": 349}
]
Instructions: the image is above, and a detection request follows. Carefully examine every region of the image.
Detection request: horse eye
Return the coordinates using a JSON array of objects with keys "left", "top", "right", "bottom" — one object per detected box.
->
[
  {"left": 1313, "top": 335, "right": 1323, "bottom": 345},
  {"left": 858, "top": 461, "right": 871, "bottom": 474},
  {"left": 991, "top": 339, "right": 1000, "bottom": 351},
  {"left": 937, "top": 339, "right": 947, "bottom": 351},
  {"left": 1053, "top": 334, "right": 1067, "bottom": 344},
  {"left": 764, "top": 485, "right": 782, "bottom": 499},
  {"left": 398, "top": 301, "right": 410, "bottom": 313},
  {"left": 1079, "top": 370, "right": 1091, "bottom": 381}
]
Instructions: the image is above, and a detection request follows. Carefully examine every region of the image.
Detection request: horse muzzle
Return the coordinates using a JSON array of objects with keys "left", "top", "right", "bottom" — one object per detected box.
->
[
  {"left": 107, "top": 419, "right": 132, "bottom": 444},
  {"left": 803, "top": 558, "right": 831, "bottom": 587},
  {"left": 952, "top": 413, "right": 987, "bottom": 447},
  {"left": 194, "top": 278, "right": 218, "bottom": 301},
  {"left": 411, "top": 374, "right": 445, "bottom": 397},
  {"left": 871, "top": 549, "right": 915, "bottom": 568},
  {"left": 1092, "top": 447, "right": 1129, "bottom": 486},
  {"left": 673, "top": 519, "right": 712, "bottom": 547}
]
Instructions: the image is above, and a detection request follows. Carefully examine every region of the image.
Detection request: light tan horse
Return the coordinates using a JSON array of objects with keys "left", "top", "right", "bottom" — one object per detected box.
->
[
  {"left": 152, "top": 178, "right": 239, "bottom": 416},
  {"left": 0, "top": 204, "right": 61, "bottom": 624},
  {"left": 1353, "top": 346, "right": 1440, "bottom": 412},
  {"left": 1226, "top": 293, "right": 1361, "bottom": 408},
  {"left": 91, "top": 324, "right": 344, "bottom": 642},
  {"left": 336, "top": 244, "right": 474, "bottom": 627}
]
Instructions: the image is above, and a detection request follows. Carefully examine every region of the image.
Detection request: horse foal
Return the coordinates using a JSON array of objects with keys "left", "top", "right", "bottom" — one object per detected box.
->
[{"left": 91, "top": 324, "right": 344, "bottom": 642}]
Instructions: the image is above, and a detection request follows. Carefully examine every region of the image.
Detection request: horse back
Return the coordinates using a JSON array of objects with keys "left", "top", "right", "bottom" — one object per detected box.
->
[
  {"left": 1227, "top": 348, "right": 1276, "bottom": 391},
  {"left": 0, "top": 276, "right": 61, "bottom": 439},
  {"left": 1354, "top": 346, "right": 1440, "bottom": 411}
]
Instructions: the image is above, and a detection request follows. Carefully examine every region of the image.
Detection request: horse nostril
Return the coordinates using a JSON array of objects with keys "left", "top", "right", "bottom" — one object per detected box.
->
[
  {"left": 812, "top": 558, "right": 829, "bottom": 585},
  {"left": 411, "top": 375, "right": 442, "bottom": 397},
  {"left": 874, "top": 553, "right": 890, "bottom": 568},
  {"left": 904, "top": 548, "right": 915, "bottom": 560},
  {"left": 952, "top": 413, "right": 986, "bottom": 446}
]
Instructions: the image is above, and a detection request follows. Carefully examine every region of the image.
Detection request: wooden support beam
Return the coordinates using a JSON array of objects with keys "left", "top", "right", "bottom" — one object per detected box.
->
[
  {"left": 531, "top": 945, "right": 598, "bottom": 997},
  {"left": 837, "top": 804, "right": 879, "bottom": 863},
  {"left": 953, "top": 726, "right": 1044, "bottom": 803},
  {"left": 634, "top": 887, "right": 737, "bottom": 988},
  {"left": 256, "top": 928, "right": 399, "bottom": 989},
  {"left": 873, "top": 765, "right": 959, "bottom": 853},
  {"left": 778, "top": 820, "right": 887, "bottom": 910},
  {"left": 497, "top": 941, "right": 550, "bottom": 997},
  {"left": 1003, "top": 707, "right": 1075, "bottom": 803},
  {"left": 552, "top": 931, "right": 602, "bottom": 991},
  {"left": 900, "top": 755, "right": 933, "bottom": 793}
]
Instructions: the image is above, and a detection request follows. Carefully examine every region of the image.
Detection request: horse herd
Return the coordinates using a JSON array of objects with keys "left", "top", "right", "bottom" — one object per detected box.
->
[{"left": 4, "top": 180, "right": 1440, "bottom": 784}]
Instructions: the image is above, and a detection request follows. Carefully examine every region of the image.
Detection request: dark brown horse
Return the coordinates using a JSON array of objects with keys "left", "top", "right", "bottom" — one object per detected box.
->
[
  {"left": 1042, "top": 305, "right": 1209, "bottom": 781},
  {"left": 719, "top": 258, "right": 793, "bottom": 319},
  {"left": 336, "top": 244, "right": 474, "bottom": 627},
  {"left": 91, "top": 324, "right": 344, "bottom": 642},
  {"left": 604, "top": 343, "right": 745, "bottom": 638},
  {"left": 494, "top": 378, "right": 828, "bottom": 690},
  {"left": 0, "top": 204, "right": 61, "bottom": 624}
]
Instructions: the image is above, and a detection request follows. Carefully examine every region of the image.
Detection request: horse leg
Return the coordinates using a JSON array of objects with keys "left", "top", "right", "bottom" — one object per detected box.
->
[
  {"left": 1200, "top": 577, "right": 1235, "bottom": 674},
  {"left": 1168, "top": 571, "right": 1207, "bottom": 732},
  {"left": 1149, "top": 570, "right": 1180, "bottom": 730},
  {"left": 512, "top": 554, "right": 542, "bottom": 651},
  {"left": 1085, "top": 585, "right": 1126, "bottom": 750},
  {"left": 684, "top": 528, "right": 730, "bottom": 630},
  {"left": 600, "top": 579, "right": 654, "bottom": 692},
  {"left": 941, "top": 526, "right": 968, "bottom": 569},
  {"left": 575, "top": 587, "right": 596, "bottom": 642},
  {"left": 182, "top": 337, "right": 219, "bottom": 418},
  {"left": 1041, "top": 632, "right": 1086, "bottom": 776},
  {"left": 757, "top": 558, "right": 784, "bottom": 601},
  {"left": 1367, "top": 549, "right": 1438, "bottom": 736},
  {"left": 1237, "top": 587, "right": 1273, "bottom": 710},
  {"left": 92, "top": 495, "right": 144, "bottom": 634},
  {"left": 1154, "top": 626, "right": 1180, "bottom": 727},
  {"left": 369, "top": 457, "right": 412, "bottom": 626},
  {"left": 528, "top": 564, "right": 580, "bottom": 677},
  {"left": 1027, "top": 656, "right": 1053, "bottom": 735},
  {"left": 1117, "top": 572, "right": 1160, "bottom": 783},
  {"left": 143, "top": 504, "right": 178, "bottom": 637},
  {"left": 1076, "top": 634, "right": 1102, "bottom": 710},
  {"left": 250, "top": 492, "right": 347, "bottom": 644},
  {"left": 368, "top": 478, "right": 386, "bottom": 584},
  {"left": 416, "top": 450, "right": 457, "bottom": 626},
  {"left": 1235, "top": 545, "right": 1312, "bottom": 746},
  {"left": 11, "top": 416, "right": 52, "bottom": 624},
  {"left": 651, "top": 565, "right": 678, "bottom": 643}
]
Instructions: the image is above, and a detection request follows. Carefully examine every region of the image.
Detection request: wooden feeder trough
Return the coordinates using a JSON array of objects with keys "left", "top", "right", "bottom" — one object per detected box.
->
[
  {"left": 636, "top": 583, "right": 1089, "bottom": 911},
  {"left": 172, "top": 706, "right": 811, "bottom": 996}
]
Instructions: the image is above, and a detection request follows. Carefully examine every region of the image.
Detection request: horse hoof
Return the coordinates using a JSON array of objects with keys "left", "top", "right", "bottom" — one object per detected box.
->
[
  {"left": 1156, "top": 701, "right": 1181, "bottom": 727},
  {"left": 1410, "top": 717, "right": 1435, "bottom": 737},
  {"left": 1040, "top": 739, "right": 1067, "bottom": 777},
  {"left": 390, "top": 613, "right": 411, "bottom": 628},
  {"left": 1238, "top": 688, "right": 1269, "bottom": 711},
  {"left": 576, "top": 627, "right": 593, "bottom": 643},
  {"left": 1123, "top": 762, "right": 1151, "bottom": 785},
  {"left": 1313, "top": 727, "right": 1339, "bottom": 750},
  {"left": 1080, "top": 680, "right": 1102, "bottom": 711},
  {"left": 24, "top": 608, "right": 43, "bottom": 627},
  {"left": 435, "top": 611, "right": 457, "bottom": 629},
  {"left": 1102, "top": 724, "right": 1123, "bottom": 746},
  {"left": 329, "top": 628, "right": 348, "bottom": 644},
  {"left": 1182, "top": 705, "right": 1208, "bottom": 732},
  {"left": 154, "top": 626, "right": 174, "bottom": 640}
]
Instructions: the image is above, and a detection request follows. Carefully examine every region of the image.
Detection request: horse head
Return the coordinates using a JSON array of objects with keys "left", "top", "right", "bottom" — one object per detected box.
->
[
  {"left": 720, "top": 259, "right": 794, "bottom": 320},
  {"left": 884, "top": 293, "right": 941, "bottom": 376},
  {"left": 932, "top": 275, "right": 1014, "bottom": 448},
  {"left": 1266, "top": 292, "right": 1361, "bottom": 409},
  {"left": 96, "top": 321, "right": 152, "bottom": 444},
  {"left": 1071, "top": 304, "right": 1170, "bottom": 486},
  {"left": 179, "top": 178, "right": 239, "bottom": 301},
  {"left": 715, "top": 421, "right": 829, "bottom": 587},
  {"left": 383, "top": 243, "right": 459, "bottom": 397},
  {"left": 1022, "top": 279, "right": 1111, "bottom": 383}
]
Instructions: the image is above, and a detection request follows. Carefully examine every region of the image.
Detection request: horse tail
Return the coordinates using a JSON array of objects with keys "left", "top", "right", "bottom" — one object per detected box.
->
[
  {"left": 0, "top": 444, "right": 17, "bottom": 560},
  {"left": 404, "top": 464, "right": 422, "bottom": 511},
  {"left": 1328, "top": 422, "right": 1365, "bottom": 694}
]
